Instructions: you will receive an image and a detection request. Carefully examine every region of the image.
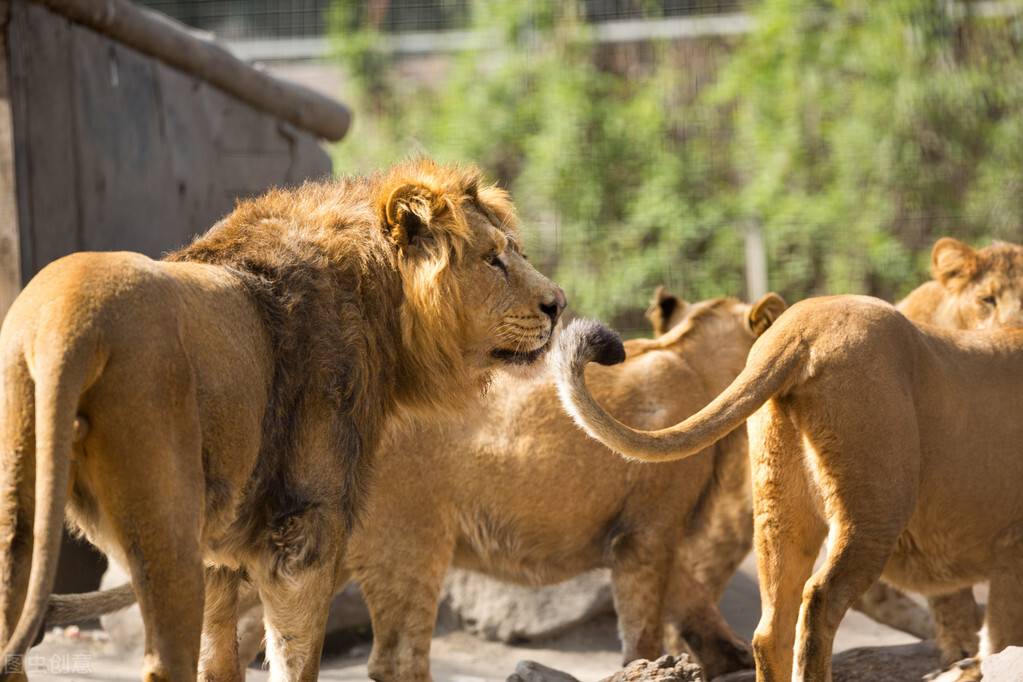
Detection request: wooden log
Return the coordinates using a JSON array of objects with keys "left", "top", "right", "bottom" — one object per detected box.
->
[
  {"left": 30, "top": 0, "right": 352, "bottom": 141},
  {"left": 0, "top": 0, "right": 22, "bottom": 320}
]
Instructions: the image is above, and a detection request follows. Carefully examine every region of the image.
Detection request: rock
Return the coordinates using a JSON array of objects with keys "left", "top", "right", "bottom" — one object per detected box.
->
[
  {"left": 709, "top": 641, "right": 943, "bottom": 682},
  {"left": 600, "top": 654, "right": 705, "bottom": 682},
  {"left": 507, "top": 660, "right": 583, "bottom": 682},
  {"left": 441, "top": 569, "right": 614, "bottom": 642},
  {"left": 982, "top": 646, "right": 1023, "bottom": 681}
]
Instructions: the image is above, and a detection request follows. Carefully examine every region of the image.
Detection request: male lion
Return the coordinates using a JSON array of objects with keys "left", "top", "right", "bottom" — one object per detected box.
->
[
  {"left": 553, "top": 297, "right": 1023, "bottom": 682},
  {"left": 0, "top": 159, "right": 565, "bottom": 682}
]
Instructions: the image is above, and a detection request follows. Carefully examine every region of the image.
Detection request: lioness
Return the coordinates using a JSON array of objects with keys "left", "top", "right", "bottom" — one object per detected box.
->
[
  {"left": 891, "top": 236, "right": 1023, "bottom": 669},
  {"left": 335, "top": 291, "right": 786, "bottom": 682},
  {"left": 553, "top": 297, "right": 1023, "bottom": 682},
  {"left": 0, "top": 160, "right": 565, "bottom": 682}
]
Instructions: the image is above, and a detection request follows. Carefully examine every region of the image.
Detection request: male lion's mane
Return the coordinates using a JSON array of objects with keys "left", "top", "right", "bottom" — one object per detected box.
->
[{"left": 166, "top": 160, "right": 500, "bottom": 566}]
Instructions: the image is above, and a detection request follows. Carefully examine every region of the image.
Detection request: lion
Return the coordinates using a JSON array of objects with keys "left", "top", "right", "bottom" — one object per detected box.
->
[
  {"left": 889, "top": 237, "right": 1023, "bottom": 669},
  {"left": 35, "top": 289, "right": 778, "bottom": 681},
  {"left": 898, "top": 237, "right": 1023, "bottom": 330},
  {"left": 552, "top": 298, "right": 1023, "bottom": 682},
  {"left": 0, "top": 159, "right": 565, "bottom": 682},
  {"left": 333, "top": 291, "right": 787, "bottom": 682}
]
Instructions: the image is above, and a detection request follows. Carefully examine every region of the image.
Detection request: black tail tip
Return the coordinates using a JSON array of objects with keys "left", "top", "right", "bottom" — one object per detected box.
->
[{"left": 561, "top": 319, "right": 625, "bottom": 366}]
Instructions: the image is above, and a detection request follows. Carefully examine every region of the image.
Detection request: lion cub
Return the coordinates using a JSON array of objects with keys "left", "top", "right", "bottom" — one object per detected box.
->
[{"left": 341, "top": 291, "right": 786, "bottom": 681}]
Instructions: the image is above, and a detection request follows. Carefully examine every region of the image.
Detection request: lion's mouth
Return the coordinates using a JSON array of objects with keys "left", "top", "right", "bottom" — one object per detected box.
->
[{"left": 490, "top": 334, "right": 553, "bottom": 365}]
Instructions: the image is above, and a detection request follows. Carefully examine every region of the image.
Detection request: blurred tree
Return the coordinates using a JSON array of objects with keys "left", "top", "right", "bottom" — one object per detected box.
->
[{"left": 330, "top": 0, "right": 1023, "bottom": 329}]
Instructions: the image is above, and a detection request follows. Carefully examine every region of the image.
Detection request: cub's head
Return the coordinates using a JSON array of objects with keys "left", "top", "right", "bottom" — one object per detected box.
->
[
  {"left": 377, "top": 160, "right": 565, "bottom": 404},
  {"left": 930, "top": 238, "right": 1023, "bottom": 329}
]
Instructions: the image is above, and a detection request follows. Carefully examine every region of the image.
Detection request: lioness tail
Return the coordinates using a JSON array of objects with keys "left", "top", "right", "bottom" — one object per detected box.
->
[{"left": 552, "top": 318, "right": 801, "bottom": 462}]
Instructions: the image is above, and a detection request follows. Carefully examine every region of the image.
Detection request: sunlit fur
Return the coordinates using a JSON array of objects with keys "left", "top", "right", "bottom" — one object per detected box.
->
[
  {"left": 0, "top": 158, "right": 563, "bottom": 682},
  {"left": 899, "top": 237, "right": 1023, "bottom": 330}
]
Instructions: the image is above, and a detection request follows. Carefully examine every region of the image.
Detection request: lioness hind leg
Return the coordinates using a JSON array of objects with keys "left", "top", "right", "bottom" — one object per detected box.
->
[
  {"left": 609, "top": 530, "right": 672, "bottom": 664},
  {"left": 928, "top": 588, "right": 981, "bottom": 666},
  {"left": 791, "top": 430, "right": 917, "bottom": 682},
  {"left": 748, "top": 406, "right": 826, "bottom": 682},
  {"left": 663, "top": 566, "right": 752, "bottom": 678}
]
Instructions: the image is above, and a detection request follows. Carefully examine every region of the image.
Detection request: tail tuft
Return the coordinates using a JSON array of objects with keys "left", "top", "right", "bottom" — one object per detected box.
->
[{"left": 553, "top": 319, "right": 626, "bottom": 373}]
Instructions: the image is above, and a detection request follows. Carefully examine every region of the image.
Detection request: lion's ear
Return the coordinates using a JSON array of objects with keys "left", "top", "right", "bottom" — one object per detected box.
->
[
  {"left": 382, "top": 183, "right": 439, "bottom": 249},
  {"left": 747, "top": 292, "right": 787, "bottom": 337},
  {"left": 931, "top": 238, "right": 979, "bottom": 290},
  {"left": 646, "top": 286, "right": 686, "bottom": 335}
]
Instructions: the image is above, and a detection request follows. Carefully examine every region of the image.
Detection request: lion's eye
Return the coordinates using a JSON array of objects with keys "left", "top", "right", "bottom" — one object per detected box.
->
[
  {"left": 980, "top": 295, "right": 997, "bottom": 306},
  {"left": 486, "top": 253, "right": 507, "bottom": 274}
]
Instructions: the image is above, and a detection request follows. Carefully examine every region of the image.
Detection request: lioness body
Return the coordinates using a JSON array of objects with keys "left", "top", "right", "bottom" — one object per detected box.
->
[
  {"left": 345, "top": 295, "right": 787, "bottom": 681},
  {"left": 0, "top": 160, "right": 565, "bottom": 682},
  {"left": 554, "top": 296, "right": 1023, "bottom": 681}
]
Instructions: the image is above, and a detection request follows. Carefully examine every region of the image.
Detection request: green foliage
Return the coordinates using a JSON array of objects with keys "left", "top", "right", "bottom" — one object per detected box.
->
[{"left": 329, "top": 0, "right": 1023, "bottom": 329}]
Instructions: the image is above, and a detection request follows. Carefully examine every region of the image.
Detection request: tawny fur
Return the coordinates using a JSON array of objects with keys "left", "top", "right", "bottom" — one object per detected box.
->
[
  {"left": 889, "top": 237, "right": 1023, "bottom": 671},
  {"left": 337, "top": 292, "right": 787, "bottom": 682},
  {"left": 553, "top": 296, "right": 1023, "bottom": 682},
  {"left": 0, "top": 159, "right": 564, "bottom": 682}
]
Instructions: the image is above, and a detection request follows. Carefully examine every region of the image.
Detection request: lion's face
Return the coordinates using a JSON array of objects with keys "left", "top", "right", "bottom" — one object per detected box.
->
[
  {"left": 456, "top": 197, "right": 566, "bottom": 370},
  {"left": 378, "top": 164, "right": 565, "bottom": 385},
  {"left": 931, "top": 238, "right": 1023, "bottom": 330}
]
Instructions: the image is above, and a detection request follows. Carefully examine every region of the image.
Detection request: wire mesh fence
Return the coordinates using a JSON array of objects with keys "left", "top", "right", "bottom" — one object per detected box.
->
[
  {"left": 138, "top": 0, "right": 747, "bottom": 40},
  {"left": 137, "top": 0, "right": 1023, "bottom": 337}
]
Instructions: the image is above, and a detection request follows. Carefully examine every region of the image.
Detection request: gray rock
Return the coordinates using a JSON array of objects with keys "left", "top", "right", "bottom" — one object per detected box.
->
[
  {"left": 507, "top": 660, "right": 583, "bottom": 682},
  {"left": 441, "top": 569, "right": 614, "bottom": 642},
  {"left": 982, "top": 646, "right": 1023, "bottom": 681},
  {"left": 600, "top": 654, "right": 705, "bottom": 682},
  {"left": 709, "top": 640, "right": 943, "bottom": 682}
]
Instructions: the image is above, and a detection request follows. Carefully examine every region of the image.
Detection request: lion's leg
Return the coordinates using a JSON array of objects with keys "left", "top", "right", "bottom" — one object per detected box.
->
[
  {"left": 928, "top": 588, "right": 981, "bottom": 666},
  {"left": 609, "top": 529, "right": 672, "bottom": 664},
  {"left": 199, "top": 567, "right": 243, "bottom": 682},
  {"left": 981, "top": 523, "right": 1023, "bottom": 659},
  {"left": 749, "top": 406, "right": 826, "bottom": 682},
  {"left": 359, "top": 535, "right": 452, "bottom": 682},
  {"left": 0, "top": 356, "right": 34, "bottom": 680},
  {"left": 257, "top": 561, "right": 336, "bottom": 682},
  {"left": 81, "top": 355, "right": 207, "bottom": 682},
  {"left": 663, "top": 565, "right": 752, "bottom": 677},
  {"left": 790, "top": 426, "right": 917, "bottom": 682}
]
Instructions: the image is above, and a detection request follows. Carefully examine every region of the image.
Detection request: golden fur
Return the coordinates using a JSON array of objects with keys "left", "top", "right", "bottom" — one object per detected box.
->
[
  {"left": 553, "top": 296, "right": 1023, "bottom": 681},
  {"left": 898, "top": 237, "right": 1023, "bottom": 330},
  {"left": 0, "top": 159, "right": 565, "bottom": 682},
  {"left": 339, "top": 291, "right": 786, "bottom": 681}
]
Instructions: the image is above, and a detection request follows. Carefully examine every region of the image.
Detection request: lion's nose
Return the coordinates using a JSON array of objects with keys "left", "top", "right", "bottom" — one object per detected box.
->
[{"left": 540, "top": 288, "right": 567, "bottom": 324}]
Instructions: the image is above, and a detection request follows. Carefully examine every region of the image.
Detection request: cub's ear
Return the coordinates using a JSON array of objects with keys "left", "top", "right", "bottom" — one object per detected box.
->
[
  {"left": 931, "top": 238, "right": 978, "bottom": 290},
  {"left": 382, "top": 183, "right": 441, "bottom": 249},
  {"left": 747, "top": 292, "right": 787, "bottom": 337}
]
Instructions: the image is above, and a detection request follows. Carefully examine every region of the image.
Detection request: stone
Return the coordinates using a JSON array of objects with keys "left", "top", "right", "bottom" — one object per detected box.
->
[
  {"left": 441, "top": 569, "right": 614, "bottom": 642},
  {"left": 600, "top": 654, "right": 706, "bottom": 682},
  {"left": 507, "top": 660, "right": 583, "bottom": 682},
  {"left": 981, "top": 646, "right": 1023, "bottom": 681},
  {"left": 709, "top": 640, "right": 943, "bottom": 682}
]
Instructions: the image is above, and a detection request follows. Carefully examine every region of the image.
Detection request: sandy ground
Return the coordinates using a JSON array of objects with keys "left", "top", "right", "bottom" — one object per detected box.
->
[{"left": 26, "top": 554, "right": 927, "bottom": 682}]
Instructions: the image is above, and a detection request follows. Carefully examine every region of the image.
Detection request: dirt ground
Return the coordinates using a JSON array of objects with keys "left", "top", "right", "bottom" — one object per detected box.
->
[{"left": 27, "top": 554, "right": 925, "bottom": 682}]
